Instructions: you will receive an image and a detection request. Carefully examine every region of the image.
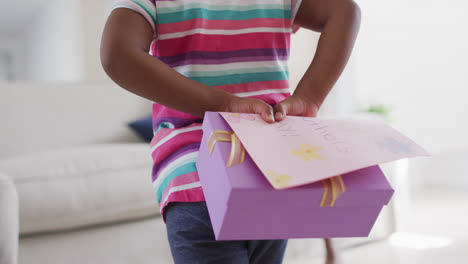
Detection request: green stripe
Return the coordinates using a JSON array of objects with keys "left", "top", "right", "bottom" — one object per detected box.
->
[
  {"left": 131, "top": 0, "right": 157, "bottom": 26},
  {"left": 190, "top": 71, "right": 289, "bottom": 87},
  {"left": 158, "top": 4, "right": 290, "bottom": 14},
  {"left": 158, "top": 8, "right": 291, "bottom": 24},
  {"left": 182, "top": 66, "right": 289, "bottom": 78},
  {"left": 155, "top": 162, "right": 198, "bottom": 202}
]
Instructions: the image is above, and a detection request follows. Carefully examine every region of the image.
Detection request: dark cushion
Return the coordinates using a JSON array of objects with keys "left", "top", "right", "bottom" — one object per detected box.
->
[{"left": 128, "top": 116, "right": 153, "bottom": 143}]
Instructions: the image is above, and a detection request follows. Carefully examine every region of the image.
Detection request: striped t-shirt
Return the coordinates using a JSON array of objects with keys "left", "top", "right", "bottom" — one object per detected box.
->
[{"left": 112, "top": 0, "right": 303, "bottom": 219}]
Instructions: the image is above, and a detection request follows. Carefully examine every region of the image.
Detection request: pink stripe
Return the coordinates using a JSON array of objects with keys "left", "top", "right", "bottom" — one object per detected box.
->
[
  {"left": 158, "top": 32, "right": 290, "bottom": 57},
  {"left": 158, "top": 18, "right": 291, "bottom": 34},
  {"left": 151, "top": 104, "right": 201, "bottom": 123},
  {"left": 161, "top": 186, "right": 204, "bottom": 210},
  {"left": 150, "top": 122, "right": 201, "bottom": 148},
  {"left": 150, "top": 127, "right": 174, "bottom": 144},
  {"left": 160, "top": 188, "right": 205, "bottom": 221},
  {"left": 249, "top": 93, "right": 291, "bottom": 105},
  {"left": 216, "top": 80, "right": 290, "bottom": 93},
  {"left": 159, "top": 171, "right": 200, "bottom": 205},
  {"left": 150, "top": 126, "right": 203, "bottom": 164}
]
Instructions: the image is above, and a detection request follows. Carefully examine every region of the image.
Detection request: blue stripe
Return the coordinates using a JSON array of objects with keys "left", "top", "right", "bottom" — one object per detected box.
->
[
  {"left": 152, "top": 144, "right": 200, "bottom": 182},
  {"left": 190, "top": 71, "right": 289, "bottom": 86},
  {"left": 155, "top": 161, "right": 198, "bottom": 202},
  {"left": 158, "top": 8, "right": 291, "bottom": 24}
]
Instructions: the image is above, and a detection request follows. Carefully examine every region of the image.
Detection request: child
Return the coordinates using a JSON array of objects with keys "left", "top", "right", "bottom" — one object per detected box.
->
[{"left": 101, "top": 0, "right": 360, "bottom": 263}]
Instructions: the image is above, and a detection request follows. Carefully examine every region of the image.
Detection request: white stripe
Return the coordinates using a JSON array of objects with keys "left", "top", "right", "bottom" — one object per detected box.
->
[
  {"left": 234, "top": 88, "right": 291, "bottom": 97},
  {"left": 173, "top": 60, "right": 289, "bottom": 73},
  {"left": 160, "top": 181, "right": 202, "bottom": 206},
  {"left": 111, "top": 4, "right": 139, "bottom": 13},
  {"left": 157, "top": 0, "right": 289, "bottom": 8},
  {"left": 158, "top": 27, "right": 291, "bottom": 40},
  {"left": 113, "top": 0, "right": 156, "bottom": 13},
  {"left": 150, "top": 126, "right": 202, "bottom": 153},
  {"left": 153, "top": 151, "right": 199, "bottom": 189}
]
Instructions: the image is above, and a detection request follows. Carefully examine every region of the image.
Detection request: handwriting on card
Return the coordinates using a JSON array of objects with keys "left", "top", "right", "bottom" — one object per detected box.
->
[
  {"left": 303, "top": 118, "right": 352, "bottom": 153},
  {"left": 276, "top": 121, "right": 300, "bottom": 137}
]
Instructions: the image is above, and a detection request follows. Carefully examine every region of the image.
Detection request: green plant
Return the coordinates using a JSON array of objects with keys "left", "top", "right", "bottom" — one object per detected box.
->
[{"left": 364, "top": 104, "right": 392, "bottom": 121}]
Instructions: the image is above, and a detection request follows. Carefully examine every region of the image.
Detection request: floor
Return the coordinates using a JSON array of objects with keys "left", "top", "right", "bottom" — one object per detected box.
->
[{"left": 303, "top": 188, "right": 468, "bottom": 264}]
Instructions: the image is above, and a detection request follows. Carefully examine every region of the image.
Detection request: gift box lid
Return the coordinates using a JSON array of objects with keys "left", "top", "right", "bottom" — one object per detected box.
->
[{"left": 199, "top": 112, "right": 395, "bottom": 208}]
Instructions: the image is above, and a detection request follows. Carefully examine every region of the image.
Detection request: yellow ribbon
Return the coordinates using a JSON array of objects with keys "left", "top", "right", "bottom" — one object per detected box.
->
[
  {"left": 207, "top": 130, "right": 245, "bottom": 167},
  {"left": 320, "top": 175, "right": 346, "bottom": 207}
]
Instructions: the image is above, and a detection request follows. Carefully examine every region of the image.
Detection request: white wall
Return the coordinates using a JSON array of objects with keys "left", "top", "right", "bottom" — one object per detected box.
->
[
  {"left": 12, "top": 0, "right": 114, "bottom": 82},
  {"left": 80, "top": 0, "right": 115, "bottom": 81},
  {"left": 290, "top": 29, "right": 359, "bottom": 116},
  {"left": 291, "top": 1, "right": 468, "bottom": 188},
  {"left": 20, "top": 0, "right": 85, "bottom": 81},
  {"left": 289, "top": 30, "right": 318, "bottom": 91},
  {"left": 354, "top": 0, "right": 468, "bottom": 154}
]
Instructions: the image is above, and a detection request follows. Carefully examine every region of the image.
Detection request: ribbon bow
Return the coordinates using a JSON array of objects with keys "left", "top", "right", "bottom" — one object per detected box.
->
[
  {"left": 207, "top": 130, "right": 246, "bottom": 167},
  {"left": 320, "top": 176, "right": 346, "bottom": 207}
]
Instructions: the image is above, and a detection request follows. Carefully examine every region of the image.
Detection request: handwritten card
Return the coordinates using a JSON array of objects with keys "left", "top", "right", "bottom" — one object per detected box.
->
[{"left": 220, "top": 112, "right": 430, "bottom": 189}]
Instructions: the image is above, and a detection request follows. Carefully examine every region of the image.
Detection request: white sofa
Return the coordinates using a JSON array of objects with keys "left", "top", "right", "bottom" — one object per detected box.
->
[{"left": 0, "top": 81, "right": 395, "bottom": 264}]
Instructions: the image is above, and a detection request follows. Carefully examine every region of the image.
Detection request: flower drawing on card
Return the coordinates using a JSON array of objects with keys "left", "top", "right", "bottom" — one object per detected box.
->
[
  {"left": 291, "top": 144, "right": 325, "bottom": 161},
  {"left": 264, "top": 169, "right": 291, "bottom": 189},
  {"left": 377, "top": 137, "right": 411, "bottom": 154},
  {"left": 226, "top": 113, "right": 256, "bottom": 123}
]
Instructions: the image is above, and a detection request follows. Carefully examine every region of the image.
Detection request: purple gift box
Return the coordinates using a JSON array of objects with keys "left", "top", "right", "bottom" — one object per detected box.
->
[{"left": 196, "top": 112, "right": 394, "bottom": 240}]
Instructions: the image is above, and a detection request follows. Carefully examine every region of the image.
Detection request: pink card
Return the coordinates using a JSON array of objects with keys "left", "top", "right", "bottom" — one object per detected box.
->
[{"left": 220, "top": 112, "right": 430, "bottom": 189}]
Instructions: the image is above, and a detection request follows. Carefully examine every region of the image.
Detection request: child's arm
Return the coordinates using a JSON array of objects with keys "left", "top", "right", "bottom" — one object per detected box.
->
[
  {"left": 274, "top": 0, "right": 361, "bottom": 120},
  {"left": 101, "top": 9, "right": 275, "bottom": 122}
]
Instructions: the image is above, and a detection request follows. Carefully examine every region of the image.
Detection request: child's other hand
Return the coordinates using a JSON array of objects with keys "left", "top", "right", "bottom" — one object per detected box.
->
[
  {"left": 224, "top": 96, "right": 275, "bottom": 123},
  {"left": 273, "top": 94, "right": 320, "bottom": 121}
]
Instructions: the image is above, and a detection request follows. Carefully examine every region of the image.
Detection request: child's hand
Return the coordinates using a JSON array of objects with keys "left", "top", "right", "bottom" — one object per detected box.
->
[
  {"left": 224, "top": 96, "right": 275, "bottom": 123},
  {"left": 273, "top": 94, "right": 320, "bottom": 121}
]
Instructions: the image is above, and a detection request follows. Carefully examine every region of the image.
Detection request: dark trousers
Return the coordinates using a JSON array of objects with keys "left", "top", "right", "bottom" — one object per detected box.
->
[{"left": 165, "top": 202, "right": 288, "bottom": 264}]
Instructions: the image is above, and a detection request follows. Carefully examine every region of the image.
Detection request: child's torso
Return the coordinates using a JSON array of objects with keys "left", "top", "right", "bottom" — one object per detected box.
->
[{"left": 150, "top": 0, "right": 294, "bottom": 171}]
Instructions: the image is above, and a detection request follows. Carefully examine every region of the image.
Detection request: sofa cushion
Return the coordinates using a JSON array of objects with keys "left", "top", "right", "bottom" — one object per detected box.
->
[
  {"left": 0, "top": 173, "right": 19, "bottom": 264},
  {"left": 19, "top": 216, "right": 173, "bottom": 264},
  {"left": 0, "top": 144, "right": 159, "bottom": 235}
]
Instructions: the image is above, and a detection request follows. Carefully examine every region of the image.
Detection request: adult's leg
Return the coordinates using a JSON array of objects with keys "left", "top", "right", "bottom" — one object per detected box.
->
[{"left": 165, "top": 202, "right": 249, "bottom": 264}]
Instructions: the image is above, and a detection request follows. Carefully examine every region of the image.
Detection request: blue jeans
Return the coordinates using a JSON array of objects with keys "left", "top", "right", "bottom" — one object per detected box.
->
[{"left": 165, "top": 202, "right": 288, "bottom": 264}]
